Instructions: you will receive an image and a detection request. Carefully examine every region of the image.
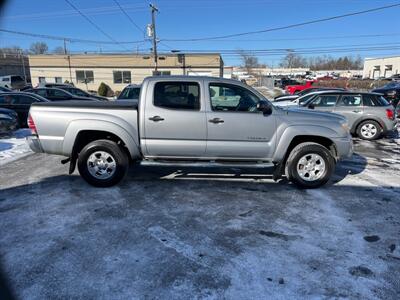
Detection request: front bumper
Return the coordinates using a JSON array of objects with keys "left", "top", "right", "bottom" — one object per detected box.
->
[
  {"left": 26, "top": 135, "right": 44, "bottom": 153},
  {"left": 332, "top": 135, "right": 353, "bottom": 160}
]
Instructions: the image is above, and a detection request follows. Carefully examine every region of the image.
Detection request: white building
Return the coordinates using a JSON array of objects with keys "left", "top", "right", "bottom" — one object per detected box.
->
[{"left": 363, "top": 55, "right": 400, "bottom": 79}]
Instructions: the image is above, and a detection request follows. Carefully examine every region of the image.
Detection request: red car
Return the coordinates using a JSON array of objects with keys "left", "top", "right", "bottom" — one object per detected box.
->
[{"left": 285, "top": 80, "right": 317, "bottom": 95}]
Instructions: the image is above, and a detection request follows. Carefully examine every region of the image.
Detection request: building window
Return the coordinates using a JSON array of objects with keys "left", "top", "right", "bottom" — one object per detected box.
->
[
  {"left": 153, "top": 71, "right": 171, "bottom": 76},
  {"left": 113, "top": 71, "right": 131, "bottom": 84},
  {"left": 55, "top": 77, "right": 62, "bottom": 83},
  {"left": 38, "top": 77, "right": 46, "bottom": 83},
  {"left": 76, "top": 70, "right": 94, "bottom": 83}
]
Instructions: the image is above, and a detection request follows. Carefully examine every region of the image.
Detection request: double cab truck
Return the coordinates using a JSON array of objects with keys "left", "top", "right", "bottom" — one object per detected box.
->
[{"left": 27, "top": 76, "right": 353, "bottom": 188}]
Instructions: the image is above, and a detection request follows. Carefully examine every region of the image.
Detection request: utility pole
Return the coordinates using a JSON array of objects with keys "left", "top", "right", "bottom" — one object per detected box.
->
[
  {"left": 20, "top": 49, "right": 27, "bottom": 84},
  {"left": 63, "top": 39, "right": 73, "bottom": 83},
  {"left": 63, "top": 38, "right": 67, "bottom": 55},
  {"left": 150, "top": 3, "right": 158, "bottom": 72}
]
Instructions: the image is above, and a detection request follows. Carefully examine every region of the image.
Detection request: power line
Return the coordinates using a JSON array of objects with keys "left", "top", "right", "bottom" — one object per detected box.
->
[
  {"left": 113, "top": 0, "right": 145, "bottom": 35},
  {"left": 0, "top": 28, "right": 146, "bottom": 45},
  {"left": 163, "top": 2, "right": 400, "bottom": 41},
  {"left": 162, "top": 33, "right": 400, "bottom": 43},
  {"left": 64, "top": 0, "right": 129, "bottom": 50}
]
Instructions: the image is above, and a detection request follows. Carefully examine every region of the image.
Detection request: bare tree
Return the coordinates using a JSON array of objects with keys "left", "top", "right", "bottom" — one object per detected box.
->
[
  {"left": 0, "top": 46, "right": 24, "bottom": 55},
  {"left": 238, "top": 50, "right": 263, "bottom": 74},
  {"left": 29, "top": 42, "right": 48, "bottom": 54},
  {"left": 52, "top": 46, "right": 66, "bottom": 54},
  {"left": 280, "top": 53, "right": 307, "bottom": 69}
]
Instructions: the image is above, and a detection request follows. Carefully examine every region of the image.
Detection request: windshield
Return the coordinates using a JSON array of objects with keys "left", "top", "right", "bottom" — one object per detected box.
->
[
  {"left": 119, "top": 87, "right": 140, "bottom": 99},
  {"left": 298, "top": 93, "right": 316, "bottom": 105}
]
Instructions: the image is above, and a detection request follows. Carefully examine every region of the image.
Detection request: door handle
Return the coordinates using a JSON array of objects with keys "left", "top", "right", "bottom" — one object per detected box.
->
[
  {"left": 209, "top": 118, "right": 224, "bottom": 124},
  {"left": 148, "top": 115, "right": 164, "bottom": 122},
  {"left": 352, "top": 110, "right": 362, "bottom": 113}
]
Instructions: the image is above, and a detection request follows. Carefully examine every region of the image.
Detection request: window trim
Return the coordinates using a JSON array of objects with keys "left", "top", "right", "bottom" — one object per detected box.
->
[
  {"left": 153, "top": 81, "right": 201, "bottom": 111},
  {"left": 113, "top": 70, "right": 132, "bottom": 84},
  {"left": 75, "top": 70, "right": 94, "bottom": 83},
  {"left": 336, "top": 94, "right": 362, "bottom": 107},
  {"left": 208, "top": 82, "right": 262, "bottom": 113},
  {"left": 309, "top": 94, "right": 339, "bottom": 107}
]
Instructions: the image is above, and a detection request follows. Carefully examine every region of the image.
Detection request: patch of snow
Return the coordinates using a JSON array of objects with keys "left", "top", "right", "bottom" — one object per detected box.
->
[{"left": 0, "top": 129, "right": 32, "bottom": 166}]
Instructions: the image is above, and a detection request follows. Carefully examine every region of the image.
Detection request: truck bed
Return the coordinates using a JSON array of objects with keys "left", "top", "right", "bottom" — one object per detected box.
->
[{"left": 31, "top": 100, "right": 138, "bottom": 110}]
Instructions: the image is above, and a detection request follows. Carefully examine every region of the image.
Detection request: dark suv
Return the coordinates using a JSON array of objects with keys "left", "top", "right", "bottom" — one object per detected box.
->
[{"left": 372, "top": 82, "right": 400, "bottom": 107}]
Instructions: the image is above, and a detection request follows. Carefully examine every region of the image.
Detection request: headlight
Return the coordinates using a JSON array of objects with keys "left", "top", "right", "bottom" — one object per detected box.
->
[
  {"left": 341, "top": 122, "right": 350, "bottom": 133},
  {"left": 387, "top": 90, "right": 397, "bottom": 96}
]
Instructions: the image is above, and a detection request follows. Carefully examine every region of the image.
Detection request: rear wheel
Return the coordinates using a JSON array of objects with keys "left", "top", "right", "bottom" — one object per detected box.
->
[
  {"left": 285, "top": 142, "right": 335, "bottom": 189},
  {"left": 356, "top": 120, "right": 382, "bottom": 140},
  {"left": 77, "top": 139, "right": 128, "bottom": 187}
]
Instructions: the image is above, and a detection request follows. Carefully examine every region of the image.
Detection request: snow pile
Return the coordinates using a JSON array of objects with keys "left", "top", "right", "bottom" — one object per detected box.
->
[
  {"left": 0, "top": 129, "right": 32, "bottom": 166},
  {"left": 254, "top": 87, "right": 286, "bottom": 99}
]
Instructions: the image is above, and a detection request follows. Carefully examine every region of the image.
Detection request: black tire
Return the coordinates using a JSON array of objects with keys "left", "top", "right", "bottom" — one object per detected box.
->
[
  {"left": 285, "top": 142, "right": 335, "bottom": 189},
  {"left": 356, "top": 120, "right": 382, "bottom": 140},
  {"left": 77, "top": 139, "right": 129, "bottom": 187}
]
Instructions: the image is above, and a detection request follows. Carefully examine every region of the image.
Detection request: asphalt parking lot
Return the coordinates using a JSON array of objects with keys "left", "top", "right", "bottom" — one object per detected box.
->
[{"left": 0, "top": 134, "right": 399, "bottom": 299}]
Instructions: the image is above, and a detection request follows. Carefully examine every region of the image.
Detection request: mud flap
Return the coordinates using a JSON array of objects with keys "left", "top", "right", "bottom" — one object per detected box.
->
[
  {"left": 69, "top": 155, "right": 77, "bottom": 175},
  {"left": 272, "top": 162, "right": 285, "bottom": 182}
]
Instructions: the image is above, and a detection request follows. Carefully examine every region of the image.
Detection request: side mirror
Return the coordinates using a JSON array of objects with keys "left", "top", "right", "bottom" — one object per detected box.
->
[
  {"left": 308, "top": 103, "right": 315, "bottom": 109},
  {"left": 257, "top": 100, "right": 273, "bottom": 115}
]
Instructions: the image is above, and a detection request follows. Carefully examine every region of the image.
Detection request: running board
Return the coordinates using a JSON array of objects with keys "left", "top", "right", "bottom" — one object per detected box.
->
[{"left": 141, "top": 160, "right": 275, "bottom": 169}]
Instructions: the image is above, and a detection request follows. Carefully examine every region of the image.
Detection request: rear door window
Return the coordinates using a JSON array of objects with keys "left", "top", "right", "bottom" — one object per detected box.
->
[
  {"left": 49, "top": 89, "right": 70, "bottom": 99},
  {"left": 363, "top": 94, "right": 390, "bottom": 106},
  {"left": 16, "top": 95, "right": 36, "bottom": 105},
  {"left": 154, "top": 82, "right": 200, "bottom": 110},
  {"left": 337, "top": 95, "right": 362, "bottom": 107},
  {"left": 311, "top": 95, "right": 338, "bottom": 107},
  {"left": 32, "top": 89, "right": 48, "bottom": 98}
]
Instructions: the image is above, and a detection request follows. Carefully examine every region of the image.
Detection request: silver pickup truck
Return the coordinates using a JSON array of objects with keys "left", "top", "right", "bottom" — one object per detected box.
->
[{"left": 27, "top": 76, "right": 353, "bottom": 188}]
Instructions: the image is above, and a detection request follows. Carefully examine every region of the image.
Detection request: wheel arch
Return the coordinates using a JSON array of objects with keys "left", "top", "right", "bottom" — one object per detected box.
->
[
  {"left": 272, "top": 127, "right": 338, "bottom": 164},
  {"left": 63, "top": 120, "right": 141, "bottom": 160},
  {"left": 351, "top": 116, "right": 385, "bottom": 134}
]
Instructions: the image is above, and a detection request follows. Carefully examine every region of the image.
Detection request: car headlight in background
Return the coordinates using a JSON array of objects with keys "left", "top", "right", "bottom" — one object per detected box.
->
[
  {"left": 387, "top": 90, "right": 397, "bottom": 97},
  {"left": 341, "top": 122, "right": 350, "bottom": 133}
]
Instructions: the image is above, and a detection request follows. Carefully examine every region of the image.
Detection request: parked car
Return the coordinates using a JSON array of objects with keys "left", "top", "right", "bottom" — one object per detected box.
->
[
  {"left": 0, "top": 92, "right": 49, "bottom": 127},
  {"left": 27, "top": 76, "right": 352, "bottom": 188},
  {"left": 274, "top": 91, "right": 339, "bottom": 107},
  {"left": 56, "top": 86, "right": 108, "bottom": 101},
  {"left": 0, "top": 109, "right": 18, "bottom": 134},
  {"left": 0, "top": 86, "right": 12, "bottom": 93},
  {"left": 286, "top": 80, "right": 317, "bottom": 95},
  {"left": 301, "top": 91, "right": 396, "bottom": 140},
  {"left": 372, "top": 82, "right": 400, "bottom": 107},
  {"left": 117, "top": 84, "right": 141, "bottom": 101},
  {"left": 25, "top": 88, "right": 99, "bottom": 102},
  {"left": 37, "top": 83, "right": 73, "bottom": 88},
  {"left": 0, "top": 75, "right": 25, "bottom": 90},
  {"left": 274, "top": 78, "right": 301, "bottom": 89},
  {"left": 274, "top": 87, "right": 345, "bottom": 102}
]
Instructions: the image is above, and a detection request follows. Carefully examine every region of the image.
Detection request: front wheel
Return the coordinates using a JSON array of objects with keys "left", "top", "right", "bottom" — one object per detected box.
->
[
  {"left": 77, "top": 139, "right": 129, "bottom": 187},
  {"left": 285, "top": 142, "right": 335, "bottom": 189}
]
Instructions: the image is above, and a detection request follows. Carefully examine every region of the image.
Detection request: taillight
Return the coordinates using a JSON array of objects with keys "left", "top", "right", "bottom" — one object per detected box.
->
[
  {"left": 27, "top": 114, "right": 37, "bottom": 135},
  {"left": 386, "top": 109, "right": 394, "bottom": 120}
]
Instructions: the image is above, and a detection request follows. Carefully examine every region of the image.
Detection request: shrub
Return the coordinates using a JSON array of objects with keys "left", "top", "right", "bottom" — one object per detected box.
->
[{"left": 98, "top": 82, "right": 113, "bottom": 97}]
